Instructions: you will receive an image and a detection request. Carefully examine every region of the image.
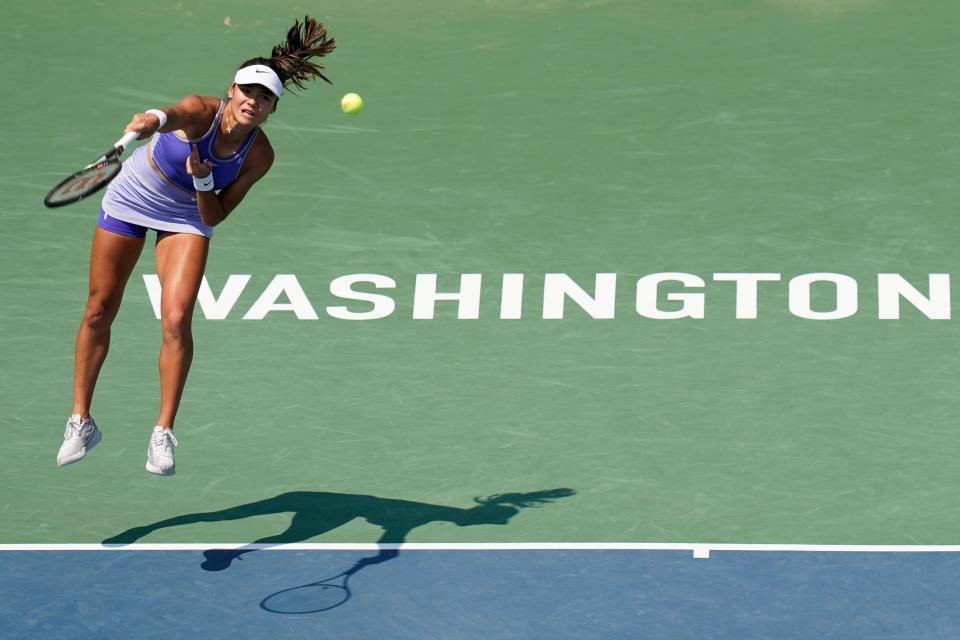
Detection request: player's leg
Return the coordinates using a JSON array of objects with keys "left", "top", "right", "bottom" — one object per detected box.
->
[
  {"left": 147, "top": 231, "right": 209, "bottom": 474},
  {"left": 154, "top": 231, "right": 209, "bottom": 428},
  {"left": 73, "top": 225, "right": 147, "bottom": 416},
  {"left": 60, "top": 223, "right": 145, "bottom": 467}
]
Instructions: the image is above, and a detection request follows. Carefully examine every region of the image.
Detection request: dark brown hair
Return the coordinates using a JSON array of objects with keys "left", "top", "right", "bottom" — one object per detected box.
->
[{"left": 239, "top": 16, "right": 337, "bottom": 92}]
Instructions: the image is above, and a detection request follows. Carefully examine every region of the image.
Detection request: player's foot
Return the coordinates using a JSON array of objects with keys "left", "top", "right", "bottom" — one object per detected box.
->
[
  {"left": 146, "top": 426, "right": 178, "bottom": 476},
  {"left": 57, "top": 415, "right": 102, "bottom": 467}
]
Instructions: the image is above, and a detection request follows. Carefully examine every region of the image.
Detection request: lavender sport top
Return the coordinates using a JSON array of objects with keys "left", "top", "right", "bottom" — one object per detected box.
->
[
  {"left": 99, "top": 100, "right": 258, "bottom": 238},
  {"left": 152, "top": 100, "right": 259, "bottom": 192}
]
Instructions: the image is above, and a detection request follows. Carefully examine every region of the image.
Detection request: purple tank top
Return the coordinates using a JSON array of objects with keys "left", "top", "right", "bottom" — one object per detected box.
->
[{"left": 151, "top": 100, "right": 258, "bottom": 192}]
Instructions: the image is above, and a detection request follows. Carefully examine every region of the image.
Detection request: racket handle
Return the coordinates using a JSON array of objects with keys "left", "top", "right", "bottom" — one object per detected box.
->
[{"left": 114, "top": 131, "right": 140, "bottom": 153}]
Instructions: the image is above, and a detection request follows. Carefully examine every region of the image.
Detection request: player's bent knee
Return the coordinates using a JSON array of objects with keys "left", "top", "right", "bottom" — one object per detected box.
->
[
  {"left": 82, "top": 301, "right": 120, "bottom": 330},
  {"left": 160, "top": 311, "right": 193, "bottom": 343}
]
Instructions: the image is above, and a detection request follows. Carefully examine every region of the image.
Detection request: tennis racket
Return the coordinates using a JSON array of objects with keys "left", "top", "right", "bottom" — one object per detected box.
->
[
  {"left": 43, "top": 130, "right": 140, "bottom": 208},
  {"left": 260, "top": 563, "right": 363, "bottom": 614}
]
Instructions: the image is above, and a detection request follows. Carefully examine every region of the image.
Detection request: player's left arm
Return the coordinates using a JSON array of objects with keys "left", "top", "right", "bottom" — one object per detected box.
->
[{"left": 192, "top": 135, "right": 275, "bottom": 227}]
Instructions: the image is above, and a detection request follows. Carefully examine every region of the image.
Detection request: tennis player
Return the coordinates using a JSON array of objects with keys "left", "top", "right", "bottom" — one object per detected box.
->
[{"left": 56, "top": 17, "right": 336, "bottom": 475}]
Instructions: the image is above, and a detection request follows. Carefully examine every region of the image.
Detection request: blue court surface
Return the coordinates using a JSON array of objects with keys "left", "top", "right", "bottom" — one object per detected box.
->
[{"left": 3, "top": 548, "right": 959, "bottom": 639}]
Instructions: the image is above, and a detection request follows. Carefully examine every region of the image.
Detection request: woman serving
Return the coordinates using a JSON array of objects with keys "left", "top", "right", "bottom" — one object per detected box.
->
[{"left": 56, "top": 17, "right": 336, "bottom": 475}]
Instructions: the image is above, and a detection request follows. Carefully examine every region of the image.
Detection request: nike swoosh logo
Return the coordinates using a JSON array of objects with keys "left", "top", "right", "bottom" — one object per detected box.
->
[{"left": 255, "top": 69, "right": 271, "bottom": 73}]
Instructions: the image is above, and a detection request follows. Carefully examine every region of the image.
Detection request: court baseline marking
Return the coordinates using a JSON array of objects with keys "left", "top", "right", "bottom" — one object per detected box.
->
[{"left": 5, "top": 543, "right": 960, "bottom": 559}]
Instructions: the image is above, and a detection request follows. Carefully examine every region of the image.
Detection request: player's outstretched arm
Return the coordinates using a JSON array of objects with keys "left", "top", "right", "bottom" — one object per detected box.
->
[{"left": 122, "top": 95, "right": 217, "bottom": 141}]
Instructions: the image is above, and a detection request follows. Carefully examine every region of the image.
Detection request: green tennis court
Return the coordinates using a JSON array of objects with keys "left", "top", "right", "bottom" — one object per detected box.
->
[{"left": 3, "top": 0, "right": 960, "bottom": 635}]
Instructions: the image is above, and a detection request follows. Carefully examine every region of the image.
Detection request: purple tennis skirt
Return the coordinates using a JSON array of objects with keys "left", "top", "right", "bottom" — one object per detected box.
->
[{"left": 96, "top": 143, "right": 213, "bottom": 238}]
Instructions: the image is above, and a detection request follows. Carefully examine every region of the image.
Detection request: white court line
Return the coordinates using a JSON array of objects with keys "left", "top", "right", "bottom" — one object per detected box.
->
[{"left": 4, "top": 543, "right": 960, "bottom": 559}]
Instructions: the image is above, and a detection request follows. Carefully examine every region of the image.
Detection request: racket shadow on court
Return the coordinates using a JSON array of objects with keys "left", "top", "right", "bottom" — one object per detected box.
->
[{"left": 102, "top": 488, "right": 576, "bottom": 614}]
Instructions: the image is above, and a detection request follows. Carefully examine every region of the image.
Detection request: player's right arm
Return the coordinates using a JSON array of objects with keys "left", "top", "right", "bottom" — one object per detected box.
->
[{"left": 122, "top": 95, "right": 219, "bottom": 140}]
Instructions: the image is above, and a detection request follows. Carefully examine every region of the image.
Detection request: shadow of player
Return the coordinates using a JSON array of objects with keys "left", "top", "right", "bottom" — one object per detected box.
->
[{"left": 103, "top": 488, "right": 576, "bottom": 571}]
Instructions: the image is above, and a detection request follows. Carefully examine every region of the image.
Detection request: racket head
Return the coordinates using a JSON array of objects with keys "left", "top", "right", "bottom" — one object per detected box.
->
[
  {"left": 260, "top": 581, "right": 351, "bottom": 614},
  {"left": 42, "top": 148, "right": 123, "bottom": 208}
]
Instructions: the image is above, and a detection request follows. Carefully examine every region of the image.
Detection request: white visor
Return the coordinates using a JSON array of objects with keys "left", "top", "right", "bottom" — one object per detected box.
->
[{"left": 234, "top": 65, "right": 283, "bottom": 97}]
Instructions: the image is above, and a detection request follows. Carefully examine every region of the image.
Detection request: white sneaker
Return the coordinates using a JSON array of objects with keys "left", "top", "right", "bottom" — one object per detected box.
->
[
  {"left": 146, "top": 426, "right": 178, "bottom": 476},
  {"left": 57, "top": 415, "right": 102, "bottom": 467}
]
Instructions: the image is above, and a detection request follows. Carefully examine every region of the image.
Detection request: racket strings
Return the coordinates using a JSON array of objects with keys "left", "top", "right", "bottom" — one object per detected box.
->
[
  {"left": 43, "top": 143, "right": 127, "bottom": 208},
  {"left": 45, "top": 161, "right": 120, "bottom": 206}
]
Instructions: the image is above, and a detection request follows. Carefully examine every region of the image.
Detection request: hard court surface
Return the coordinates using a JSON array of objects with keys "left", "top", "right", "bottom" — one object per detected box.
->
[{"left": 2, "top": 0, "right": 960, "bottom": 637}]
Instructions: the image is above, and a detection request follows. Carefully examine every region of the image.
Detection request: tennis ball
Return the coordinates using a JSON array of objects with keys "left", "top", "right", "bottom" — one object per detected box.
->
[{"left": 341, "top": 93, "right": 363, "bottom": 115}]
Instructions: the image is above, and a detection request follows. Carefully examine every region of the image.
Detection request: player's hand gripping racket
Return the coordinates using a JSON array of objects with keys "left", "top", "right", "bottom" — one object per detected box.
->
[
  {"left": 260, "top": 562, "right": 363, "bottom": 614},
  {"left": 43, "top": 131, "right": 139, "bottom": 208}
]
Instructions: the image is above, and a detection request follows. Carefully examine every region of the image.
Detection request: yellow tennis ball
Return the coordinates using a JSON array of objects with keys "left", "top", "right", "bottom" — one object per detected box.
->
[{"left": 341, "top": 93, "right": 363, "bottom": 115}]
